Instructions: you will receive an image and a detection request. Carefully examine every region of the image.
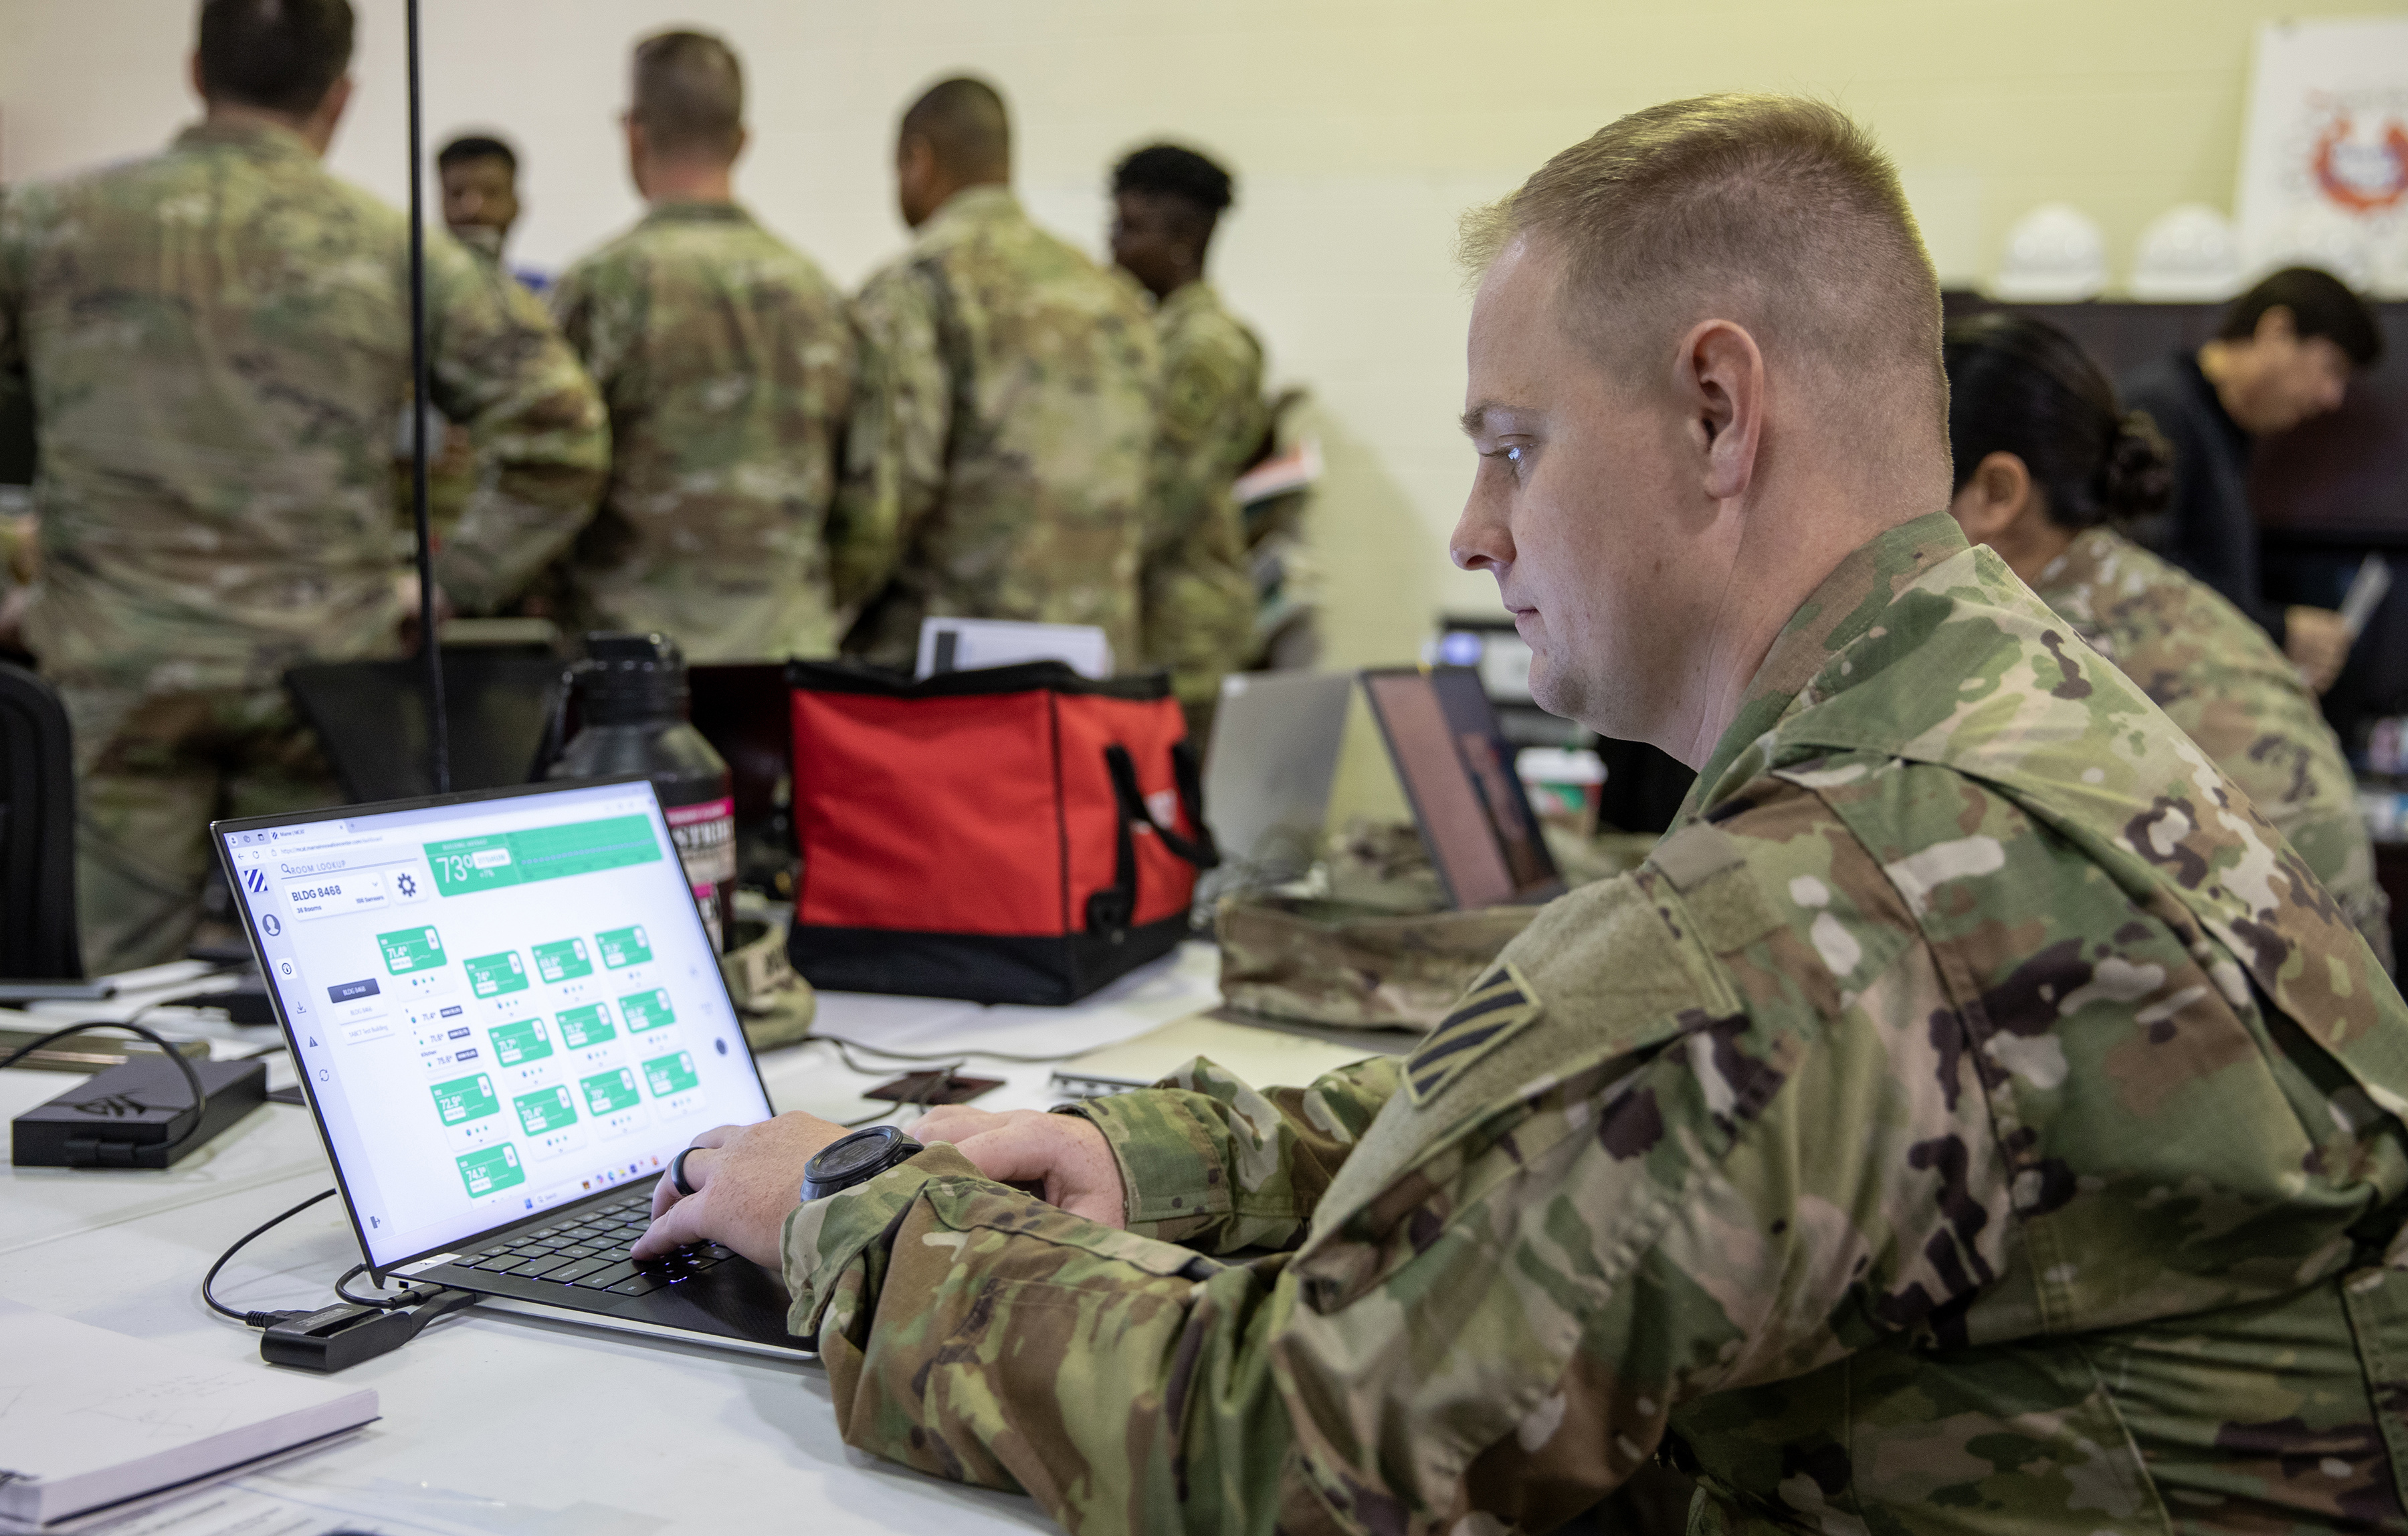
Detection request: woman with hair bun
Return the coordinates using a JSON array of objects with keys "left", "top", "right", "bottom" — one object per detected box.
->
[{"left": 1945, "top": 310, "right": 2392, "bottom": 970}]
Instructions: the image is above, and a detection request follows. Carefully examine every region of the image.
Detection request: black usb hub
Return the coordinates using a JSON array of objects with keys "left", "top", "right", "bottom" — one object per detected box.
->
[{"left": 11, "top": 1054, "right": 268, "bottom": 1168}]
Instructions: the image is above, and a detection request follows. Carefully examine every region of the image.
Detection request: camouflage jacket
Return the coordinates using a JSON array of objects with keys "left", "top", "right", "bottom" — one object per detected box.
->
[
  {"left": 550, "top": 202, "right": 854, "bottom": 661},
  {"left": 1143, "top": 280, "right": 1266, "bottom": 705},
  {"left": 0, "top": 120, "right": 607, "bottom": 693},
  {"left": 785, "top": 512, "right": 2408, "bottom": 1535},
  {"left": 2031, "top": 527, "right": 2392, "bottom": 970},
  {"left": 833, "top": 187, "right": 1159, "bottom": 667}
]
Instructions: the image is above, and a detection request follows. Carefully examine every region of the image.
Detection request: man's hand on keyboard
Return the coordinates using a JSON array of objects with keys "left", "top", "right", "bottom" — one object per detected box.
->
[
  {"left": 912, "top": 1105, "right": 1127, "bottom": 1228},
  {"left": 633, "top": 1112, "right": 849, "bottom": 1267}
]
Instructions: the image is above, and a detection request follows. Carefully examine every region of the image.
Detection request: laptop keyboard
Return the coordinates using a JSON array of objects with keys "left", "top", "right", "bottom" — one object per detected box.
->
[{"left": 450, "top": 1190, "right": 736, "bottom": 1296}]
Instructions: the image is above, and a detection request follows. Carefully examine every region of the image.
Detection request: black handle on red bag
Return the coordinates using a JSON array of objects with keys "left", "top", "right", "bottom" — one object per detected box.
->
[{"left": 1085, "top": 740, "right": 1221, "bottom": 940}]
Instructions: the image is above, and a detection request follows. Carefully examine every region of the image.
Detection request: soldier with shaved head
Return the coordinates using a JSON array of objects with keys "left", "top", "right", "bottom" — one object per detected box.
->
[
  {"left": 546, "top": 29, "right": 853, "bottom": 661},
  {"left": 636, "top": 96, "right": 2408, "bottom": 1535},
  {"left": 831, "top": 76, "right": 1158, "bottom": 667}
]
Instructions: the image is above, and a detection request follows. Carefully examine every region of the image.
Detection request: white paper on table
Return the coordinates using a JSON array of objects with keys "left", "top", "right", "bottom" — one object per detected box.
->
[{"left": 0, "top": 1301, "right": 375, "bottom": 1529}]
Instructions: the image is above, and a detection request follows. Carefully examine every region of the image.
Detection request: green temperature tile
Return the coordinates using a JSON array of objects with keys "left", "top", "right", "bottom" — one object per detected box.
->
[
  {"left": 512, "top": 1085, "right": 579, "bottom": 1135},
  {"left": 456, "top": 1143, "right": 524, "bottom": 1197},
  {"left": 532, "top": 938, "right": 593, "bottom": 983},
  {"left": 429, "top": 1073, "right": 499, "bottom": 1125},
  {"left": 641, "top": 1051, "right": 700, "bottom": 1099},
  {"left": 617, "top": 988, "right": 675, "bottom": 1033},
  {"left": 377, "top": 925, "right": 445, "bottom": 975},
  {"left": 462, "top": 951, "right": 528, "bottom": 998},
  {"left": 488, "top": 1016, "right": 553, "bottom": 1067},
  {"left": 595, "top": 925, "right": 653, "bottom": 970},
  {"left": 579, "top": 1066, "right": 643, "bottom": 1116},
  {"left": 425, "top": 815, "right": 664, "bottom": 897},
  {"left": 557, "top": 1002, "right": 615, "bottom": 1049}
]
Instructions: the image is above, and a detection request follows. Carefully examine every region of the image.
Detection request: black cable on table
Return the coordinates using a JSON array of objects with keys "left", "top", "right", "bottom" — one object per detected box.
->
[
  {"left": 334, "top": 1263, "right": 438, "bottom": 1311},
  {"left": 201, "top": 1186, "right": 338, "bottom": 1328},
  {"left": 809, "top": 1033, "right": 1082, "bottom": 1067}
]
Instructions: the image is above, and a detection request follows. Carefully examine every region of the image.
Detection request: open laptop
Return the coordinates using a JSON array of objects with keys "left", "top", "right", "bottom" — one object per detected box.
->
[
  {"left": 1197, "top": 670, "right": 1352, "bottom": 896},
  {"left": 213, "top": 776, "right": 805, "bottom": 1358},
  {"left": 1360, "top": 666, "right": 1566, "bottom": 909}
]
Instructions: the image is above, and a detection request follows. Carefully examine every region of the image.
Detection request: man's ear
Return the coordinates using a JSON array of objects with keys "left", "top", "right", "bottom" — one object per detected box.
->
[
  {"left": 188, "top": 50, "right": 208, "bottom": 104},
  {"left": 730, "top": 126, "right": 751, "bottom": 167},
  {"left": 1680, "top": 319, "right": 1766, "bottom": 502}
]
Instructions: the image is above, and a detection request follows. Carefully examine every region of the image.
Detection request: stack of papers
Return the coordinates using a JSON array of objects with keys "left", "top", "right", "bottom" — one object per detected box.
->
[{"left": 0, "top": 1301, "right": 376, "bottom": 1531}]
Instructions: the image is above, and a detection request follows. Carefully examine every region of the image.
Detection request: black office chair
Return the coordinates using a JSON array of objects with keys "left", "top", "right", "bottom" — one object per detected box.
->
[
  {"left": 285, "top": 653, "right": 567, "bottom": 804},
  {"left": 0, "top": 661, "right": 83, "bottom": 980}
]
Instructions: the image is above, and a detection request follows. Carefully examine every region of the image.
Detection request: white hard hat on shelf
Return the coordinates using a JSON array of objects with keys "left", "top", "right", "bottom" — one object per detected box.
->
[
  {"left": 2247, "top": 201, "right": 2375, "bottom": 290},
  {"left": 1991, "top": 203, "right": 2108, "bottom": 302},
  {"left": 2129, "top": 205, "right": 2243, "bottom": 302}
]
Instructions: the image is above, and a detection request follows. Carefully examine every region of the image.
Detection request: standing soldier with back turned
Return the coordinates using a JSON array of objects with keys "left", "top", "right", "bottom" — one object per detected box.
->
[
  {"left": 1111, "top": 142, "right": 1270, "bottom": 742},
  {"left": 0, "top": 0, "right": 607, "bottom": 972},
  {"left": 550, "top": 29, "right": 854, "bottom": 661},
  {"left": 835, "top": 76, "right": 1159, "bottom": 669}
]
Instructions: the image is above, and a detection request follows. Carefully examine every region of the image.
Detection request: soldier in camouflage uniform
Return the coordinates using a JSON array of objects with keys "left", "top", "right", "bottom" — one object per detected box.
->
[
  {"left": 1110, "top": 144, "right": 1269, "bottom": 738},
  {"left": 403, "top": 133, "right": 540, "bottom": 542},
  {"left": 1945, "top": 311, "right": 2392, "bottom": 972},
  {"left": 0, "top": 0, "right": 607, "bottom": 972},
  {"left": 548, "top": 31, "right": 854, "bottom": 661},
  {"left": 835, "top": 77, "right": 1158, "bottom": 669},
  {"left": 637, "top": 98, "right": 2408, "bottom": 1536}
]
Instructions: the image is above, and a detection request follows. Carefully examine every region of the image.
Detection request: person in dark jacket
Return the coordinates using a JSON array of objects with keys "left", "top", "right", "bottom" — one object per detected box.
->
[{"left": 2120, "top": 265, "right": 2383, "bottom": 692}]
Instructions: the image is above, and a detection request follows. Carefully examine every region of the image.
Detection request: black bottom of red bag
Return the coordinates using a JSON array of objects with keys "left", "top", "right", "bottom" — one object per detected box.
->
[{"left": 786, "top": 917, "right": 1190, "bottom": 1006}]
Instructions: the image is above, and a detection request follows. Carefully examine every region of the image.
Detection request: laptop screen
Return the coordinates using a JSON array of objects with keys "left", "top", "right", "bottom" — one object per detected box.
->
[
  {"left": 1361, "top": 667, "right": 1565, "bottom": 909},
  {"left": 216, "top": 778, "right": 773, "bottom": 1273}
]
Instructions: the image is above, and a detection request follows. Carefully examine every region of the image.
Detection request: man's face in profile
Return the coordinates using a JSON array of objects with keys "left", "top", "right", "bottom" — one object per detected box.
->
[
  {"left": 1110, "top": 191, "right": 1193, "bottom": 302},
  {"left": 1452, "top": 239, "right": 1696, "bottom": 740},
  {"left": 2251, "top": 334, "right": 2351, "bottom": 435},
  {"left": 441, "top": 156, "right": 519, "bottom": 244}
]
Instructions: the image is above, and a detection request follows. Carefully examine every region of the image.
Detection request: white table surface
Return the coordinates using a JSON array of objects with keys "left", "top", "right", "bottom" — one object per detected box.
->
[{"left": 0, "top": 942, "right": 1315, "bottom": 1535}]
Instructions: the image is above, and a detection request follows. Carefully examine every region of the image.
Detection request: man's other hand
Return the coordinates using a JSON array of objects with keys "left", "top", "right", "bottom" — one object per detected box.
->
[
  {"left": 634, "top": 1112, "right": 851, "bottom": 1267},
  {"left": 914, "top": 1105, "right": 1128, "bottom": 1228},
  {"left": 2285, "top": 605, "right": 2351, "bottom": 693}
]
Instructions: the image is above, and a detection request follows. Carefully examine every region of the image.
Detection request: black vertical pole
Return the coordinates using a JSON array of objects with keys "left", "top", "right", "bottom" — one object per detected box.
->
[{"left": 405, "top": 0, "right": 451, "bottom": 793}]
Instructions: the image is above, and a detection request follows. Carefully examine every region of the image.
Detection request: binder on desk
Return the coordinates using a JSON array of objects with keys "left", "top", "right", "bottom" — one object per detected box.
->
[{"left": 1050, "top": 1013, "right": 1381, "bottom": 1100}]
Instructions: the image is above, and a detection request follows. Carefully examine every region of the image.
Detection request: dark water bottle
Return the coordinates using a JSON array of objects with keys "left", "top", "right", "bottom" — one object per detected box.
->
[{"left": 550, "top": 633, "right": 736, "bottom": 952}]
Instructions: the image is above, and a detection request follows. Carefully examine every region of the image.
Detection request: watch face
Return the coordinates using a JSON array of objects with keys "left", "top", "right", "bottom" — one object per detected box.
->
[{"left": 813, "top": 1126, "right": 902, "bottom": 1182}]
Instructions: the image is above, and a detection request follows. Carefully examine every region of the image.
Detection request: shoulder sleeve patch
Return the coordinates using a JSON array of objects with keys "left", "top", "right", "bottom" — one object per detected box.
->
[{"left": 1405, "top": 961, "right": 1543, "bottom": 1106}]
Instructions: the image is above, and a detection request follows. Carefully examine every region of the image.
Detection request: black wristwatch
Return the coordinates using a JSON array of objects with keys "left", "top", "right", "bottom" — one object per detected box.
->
[{"left": 801, "top": 1125, "right": 924, "bottom": 1203}]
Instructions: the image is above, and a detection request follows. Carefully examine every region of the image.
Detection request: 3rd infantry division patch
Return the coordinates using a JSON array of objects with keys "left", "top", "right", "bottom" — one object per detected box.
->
[{"left": 1405, "top": 962, "right": 1542, "bottom": 1105}]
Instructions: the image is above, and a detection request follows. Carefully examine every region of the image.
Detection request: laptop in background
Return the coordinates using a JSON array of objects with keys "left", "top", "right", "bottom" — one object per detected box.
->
[
  {"left": 1199, "top": 670, "right": 1352, "bottom": 894},
  {"left": 1360, "top": 666, "right": 1565, "bottom": 909},
  {"left": 213, "top": 777, "right": 805, "bottom": 1357}
]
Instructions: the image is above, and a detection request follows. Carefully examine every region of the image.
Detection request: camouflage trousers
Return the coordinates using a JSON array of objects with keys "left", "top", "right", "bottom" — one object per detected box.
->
[{"left": 59, "top": 682, "right": 340, "bottom": 974}]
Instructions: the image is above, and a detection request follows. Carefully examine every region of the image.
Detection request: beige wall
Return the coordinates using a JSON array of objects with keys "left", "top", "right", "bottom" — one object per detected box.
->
[{"left": 5, "top": 0, "right": 2401, "bottom": 814}]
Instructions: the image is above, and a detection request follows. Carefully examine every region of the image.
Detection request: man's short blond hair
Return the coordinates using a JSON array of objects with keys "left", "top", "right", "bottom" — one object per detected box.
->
[
  {"left": 631, "top": 29, "right": 743, "bottom": 162},
  {"left": 1462, "top": 94, "right": 1946, "bottom": 441}
]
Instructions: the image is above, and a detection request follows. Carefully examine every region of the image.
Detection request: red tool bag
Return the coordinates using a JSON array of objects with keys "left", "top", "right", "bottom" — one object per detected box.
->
[{"left": 784, "top": 661, "right": 1219, "bottom": 1005}]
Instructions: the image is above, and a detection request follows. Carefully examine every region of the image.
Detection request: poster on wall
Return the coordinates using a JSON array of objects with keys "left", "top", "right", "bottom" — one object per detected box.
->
[{"left": 2236, "top": 17, "right": 2408, "bottom": 297}]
